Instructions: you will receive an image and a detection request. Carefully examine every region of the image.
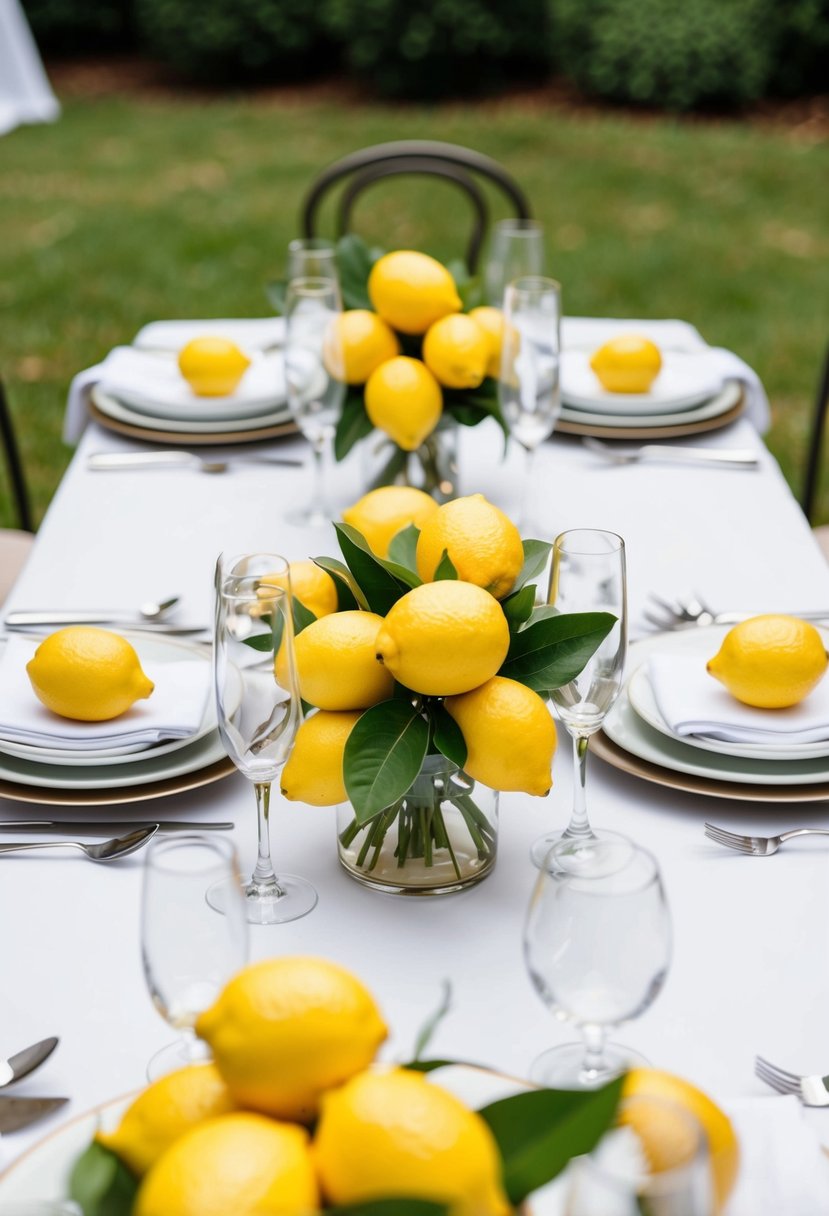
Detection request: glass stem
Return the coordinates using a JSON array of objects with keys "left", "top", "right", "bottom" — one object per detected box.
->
[
  {"left": 580, "top": 1023, "right": 609, "bottom": 1083},
  {"left": 251, "top": 781, "right": 279, "bottom": 888},
  {"left": 311, "top": 431, "right": 332, "bottom": 518},
  {"left": 563, "top": 733, "right": 594, "bottom": 840}
]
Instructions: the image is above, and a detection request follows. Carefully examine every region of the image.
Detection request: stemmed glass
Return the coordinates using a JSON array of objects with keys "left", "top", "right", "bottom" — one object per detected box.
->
[
  {"left": 284, "top": 276, "right": 345, "bottom": 527},
  {"left": 530, "top": 528, "right": 627, "bottom": 870},
  {"left": 211, "top": 553, "right": 317, "bottom": 925},
  {"left": 499, "top": 276, "right": 562, "bottom": 529},
  {"left": 484, "top": 218, "right": 545, "bottom": 306},
  {"left": 525, "top": 835, "right": 671, "bottom": 1090},
  {"left": 141, "top": 834, "right": 247, "bottom": 1080}
]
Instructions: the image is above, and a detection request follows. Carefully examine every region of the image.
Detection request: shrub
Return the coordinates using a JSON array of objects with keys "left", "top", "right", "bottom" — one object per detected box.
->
[
  {"left": 549, "top": 0, "right": 774, "bottom": 110},
  {"left": 22, "top": 0, "right": 134, "bottom": 53},
  {"left": 322, "top": 0, "right": 550, "bottom": 100},
  {"left": 134, "top": 0, "right": 331, "bottom": 83},
  {"left": 767, "top": 0, "right": 829, "bottom": 95}
]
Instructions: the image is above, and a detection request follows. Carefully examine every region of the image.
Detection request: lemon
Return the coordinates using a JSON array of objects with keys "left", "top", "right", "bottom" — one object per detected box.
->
[
  {"left": 26, "top": 627, "right": 154, "bottom": 722},
  {"left": 445, "top": 676, "right": 556, "bottom": 796},
  {"left": 468, "top": 305, "right": 505, "bottom": 378},
  {"left": 368, "top": 250, "right": 462, "bottom": 335},
  {"left": 706, "top": 615, "right": 828, "bottom": 708},
  {"left": 135, "top": 1112, "right": 318, "bottom": 1216},
  {"left": 624, "top": 1069, "right": 740, "bottom": 1212},
  {"left": 323, "top": 309, "right": 400, "bottom": 385},
  {"left": 375, "top": 581, "right": 510, "bottom": 696},
  {"left": 195, "top": 957, "right": 387, "bottom": 1123},
  {"left": 96, "top": 1064, "right": 235, "bottom": 1178},
  {"left": 281, "top": 710, "right": 361, "bottom": 806},
  {"left": 617, "top": 1094, "right": 703, "bottom": 1175},
  {"left": 589, "top": 335, "right": 662, "bottom": 393},
  {"left": 416, "top": 493, "right": 524, "bottom": 600},
  {"left": 260, "top": 560, "right": 338, "bottom": 620},
  {"left": 178, "top": 337, "right": 251, "bottom": 397},
  {"left": 422, "top": 314, "right": 490, "bottom": 389},
  {"left": 365, "top": 356, "right": 443, "bottom": 452},
  {"left": 290, "top": 611, "right": 394, "bottom": 711},
  {"left": 314, "top": 1067, "right": 510, "bottom": 1216},
  {"left": 342, "top": 486, "right": 439, "bottom": 558}
]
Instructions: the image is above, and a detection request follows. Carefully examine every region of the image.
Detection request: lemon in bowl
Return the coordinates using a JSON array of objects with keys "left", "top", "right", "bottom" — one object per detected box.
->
[
  {"left": 590, "top": 335, "right": 662, "bottom": 394},
  {"left": 177, "top": 337, "right": 251, "bottom": 397}
]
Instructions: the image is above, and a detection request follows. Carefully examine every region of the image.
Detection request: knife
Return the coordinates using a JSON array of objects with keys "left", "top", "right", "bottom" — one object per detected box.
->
[
  {"left": 0, "top": 1095, "right": 68, "bottom": 1133},
  {"left": 0, "top": 820, "right": 234, "bottom": 835},
  {"left": 4, "top": 611, "right": 208, "bottom": 630},
  {"left": 87, "top": 451, "right": 303, "bottom": 470},
  {"left": 0, "top": 1037, "right": 58, "bottom": 1088}
]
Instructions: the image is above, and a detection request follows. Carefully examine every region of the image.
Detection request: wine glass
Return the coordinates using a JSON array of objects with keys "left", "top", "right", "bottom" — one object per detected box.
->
[
  {"left": 499, "top": 275, "right": 562, "bottom": 529},
  {"left": 141, "top": 833, "right": 247, "bottom": 1080},
  {"left": 210, "top": 553, "right": 317, "bottom": 925},
  {"left": 525, "top": 835, "right": 671, "bottom": 1090},
  {"left": 484, "top": 218, "right": 545, "bottom": 307},
  {"left": 529, "top": 528, "right": 627, "bottom": 871},
  {"left": 284, "top": 276, "right": 345, "bottom": 527},
  {"left": 287, "top": 237, "right": 338, "bottom": 282}
]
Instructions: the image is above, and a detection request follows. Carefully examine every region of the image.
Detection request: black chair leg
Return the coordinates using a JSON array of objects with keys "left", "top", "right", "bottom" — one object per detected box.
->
[
  {"left": 802, "top": 345, "right": 829, "bottom": 525},
  {"left": 0, "top": 380, "right": 34, "bottom": 533}
]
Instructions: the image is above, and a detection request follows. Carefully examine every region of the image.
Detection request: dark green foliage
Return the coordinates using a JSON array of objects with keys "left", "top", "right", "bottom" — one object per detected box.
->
[
  {"left": 22, "top": 0, "right": 134, "bottom": 53},
  {"left": 767, "top": 0, "right": 829, "bottom": 95}
]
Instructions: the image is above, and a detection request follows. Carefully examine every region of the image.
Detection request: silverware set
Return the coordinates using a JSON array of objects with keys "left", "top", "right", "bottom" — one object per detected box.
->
[
  {"left": 3, "top": 593, "right": 209, "bottom": 635},
  {"left": 0, "top": 1037, "right": 66, "bottom": 1134},
  {"left": 705, "top": 822, "right": 829, "bottom": 856},
  {"left": 755, "top": 1056, "right": 829, "bottom": 1107},
  {"left": 87, "top": 450, "right": 303, "bottom": 474},
  {"left": 583, "top": 437, "right": 759, "bottom": 469},
  {"left": 644, "top": 592, "right": 829, "bottom": 632}
]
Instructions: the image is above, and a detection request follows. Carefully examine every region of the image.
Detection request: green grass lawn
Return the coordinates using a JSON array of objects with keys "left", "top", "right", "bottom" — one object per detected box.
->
[{"left": 1, "top": 86, "right": 827, "bottom": 527}]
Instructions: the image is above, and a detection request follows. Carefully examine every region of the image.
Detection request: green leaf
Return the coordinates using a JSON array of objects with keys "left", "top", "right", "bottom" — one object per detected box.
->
[
  {"left": 241, "top": 631, "right": 276, "bottom": 652},
  {"left": 327, "top": 1202, "right": 448, "bottom": 1216},
  {"left": 387, "top": 523, "right": 421, "bottom": 571},
  {"left": 501, "top": 584, "right": 536, "bottom": 629},
  {"left": 335, "top": 523, "right": 416, "bottom": 613},
  {"left": 445, "top": 258, "right": 470, "bottom": 287},
  {"left": 292, "top": 596, "right": 317, "bottom": 635},
  {"left": 344, "top": 700, "right": 429, "bottom": 823},
  {"left": 69, "top": 1140, "right": 138, "bottom": 1216},
  {"left": 334, "top": 389, "right": 374, "bottom": 461},
  {"left": 433, "top": 549, "right": 458, "bottom": 580},
  {"left": 411, "top": 979, "right": 452, "bottom": 1061},
  {"left": 479, "top": 1076, "right": 625, "bottom": 1204},
  {"left": 499, "top": 611, "right": 616, "bottom": 692},
  {"left": 513, "top": 539, "right": 553, "bottom": 592},
  {"left": 313, "top": 556, "right": 366, "bottom": 611},
  {"left": 431, "top": 705, "right": 467, "bottom": 768},
  {"left": 458, "top": 278, "right": 483, "bottom": 311},
  {"left": 402, "top": 1057, "right": 474, "bottom": 1074},
  {"left": 445, "top": 378, "right": 509, "bottom": 442},
  {"left": 336, "top": 234, "right": 380, "bottom": 310},
  {"left": 368, "top": 443, "right": 409, "bottom": 491}
]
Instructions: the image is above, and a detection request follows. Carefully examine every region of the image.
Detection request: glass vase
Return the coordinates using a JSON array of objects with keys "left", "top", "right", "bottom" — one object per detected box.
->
[
  {"left": 360, "top": 417, "right": 459, "bottom": 503},
  {"left": 337, "top": 756, "right": 498, "bottom": 895}
]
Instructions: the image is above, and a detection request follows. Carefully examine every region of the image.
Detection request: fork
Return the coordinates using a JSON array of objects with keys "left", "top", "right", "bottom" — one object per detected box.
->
[
  {"left": 87, "top": 451, "right": 302, "bottom": 474},
  {"left": 704, "top": 822, "right": 829, "bottom": 856},
  {"left": 644, "top": 593, "right": 829, "bottom": 631},
  {"left": 755, "top": 1056, "right": 829, "bottom": 1106},
  {"left": 583, "top": 437, "right": 759, "bottom": 468}
]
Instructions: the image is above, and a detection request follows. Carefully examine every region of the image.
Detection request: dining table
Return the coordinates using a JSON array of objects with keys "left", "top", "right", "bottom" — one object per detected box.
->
[{"left": 3, "top": 408, "right": 829, "bottom": 1206}]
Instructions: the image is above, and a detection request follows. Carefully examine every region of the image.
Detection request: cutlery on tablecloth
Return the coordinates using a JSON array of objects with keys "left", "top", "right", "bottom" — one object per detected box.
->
[
  {"left": 0, "top": 820, "right": 234, "bottom": 835},
  {"left": 0, "top": 825, "right": 158, "bottom": 862},
  {"left": 755, "top": 1056, "right": 829, "bottom": 1107},
  {"left": 583, "top": 437, "right": 759, "bottom": 468},
  {"left": 705, "top": 823, "right": 829, "bottom": 856},
  {"left": 0, "top": 1095, "right": 68, "bottom": 1133},
  {"left": 87, "top": 451, "right": 303, "bottom": 473},
  {"left": 0, "top": 1037, "right": 59, "bottom": 1089},
  {"left": 4, "top": 595, "right": 180, "bottom": 628},
  {"left": 644, "top": 593, "right": 829, "bottom": 631}
]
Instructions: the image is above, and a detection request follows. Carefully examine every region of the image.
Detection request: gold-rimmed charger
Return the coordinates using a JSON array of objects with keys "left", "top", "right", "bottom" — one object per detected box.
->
[
  {"left": 89, "top": 392, "right": 299, "bottom": 447},
  {"left": 557, "top": 384, "right": 744, "bottom": 439},
  {"left": 0, "top": 756, "right": 235, "bottom": 806}
]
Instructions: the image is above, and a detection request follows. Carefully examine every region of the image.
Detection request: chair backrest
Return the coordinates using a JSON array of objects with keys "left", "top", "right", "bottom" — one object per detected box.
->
[
  {"left": 801, "top": 343, "right": 829, "bottom": 524},
  {"left": 0, "top": 379, "right": 33, "bottom": 532},
  {"left": 301, "top": 140, "right": 533, "bottom": 273}
]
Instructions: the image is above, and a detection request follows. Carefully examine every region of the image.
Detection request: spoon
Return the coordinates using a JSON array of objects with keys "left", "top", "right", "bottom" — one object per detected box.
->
[
  {"left": 4, "top": 596, "right": 180, "bottom": 627},
  {"left": 0, "top": 824, "right": 159, "bottom": 862}
]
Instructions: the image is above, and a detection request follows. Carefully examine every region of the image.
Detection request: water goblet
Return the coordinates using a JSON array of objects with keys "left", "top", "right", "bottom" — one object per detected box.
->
[
  {"left": 284, "top": 276, "right": 345, "bottom": 527},
  {"left": 211, "top": 552, "right": 317, "bottom": 924},
  {"left": 499, "top": 276, "right": 562, "bottom": 530},
  {"left": 529, "top": 528, "right": 627, "bottom": 871},
  {"left": 525, "top": 835, "right": 671, "bottom": 1090},
  {"left": 141, "top": 833, "right": 247, "bottom": 1080},
  {"left": 484, "top": 217, "right": 545, "bottom": 307}
]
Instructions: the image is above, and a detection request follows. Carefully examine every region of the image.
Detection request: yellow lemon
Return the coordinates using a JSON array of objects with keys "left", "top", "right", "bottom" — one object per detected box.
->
[
  {"left": 342, "top": 486, "right": 439, "bottom": 558},
  {"left": 365, "top": 356, "right": 443, "bottom": 452},
  {"left": 290, "top": 611, "right": 394, "bottom": 710},
  {"left": 260, "top": 561, "right": 338, "bottom": 620},
  {"left": 706, "top": 615, "right": 828, "bottom": 708},
  {"left": 368, "top": 250, "right": 462, "bottom": 335},
  {"left": 178, "top": 337, "right": 251, "bottom": 397},
  {"left": 96, "top": 1064, "right": 235, "bottom": 1178},
  {"left": 323, "top": 309, "right": 400, "bottom": 385},
  {"left": 281, "top": 709, "right": 362, "bottom": 806},
  {"left": 422, "top": 313, "right": 490, "bottom": 389},
  {"left": 134, "top": 1112, "right": 318, "bottom": 1216},
  {"left": 195, "top": 957, "right": 388, "bottom": 1123},
  {"left": 314, "top": 1067, "right": 510, "bottom": 1216},
  {"left": 445, "top": 676, "right": 556, "bottom": 796},
  {"left": 375, "top": 581, "right": 510, "bottom": 696},
  {"left": 623, "top": 1069, "right": 740, "bottom": 1212},
  {"left": 589, "top": 335, "right": 662, "bottom": 393},
  {"left": 416, "top": 493, "right": 524, "bottom": 599},
  {"left": 26, "top": 627, "right": 154, "bottom": 722},
  {"left": 468, "top": 305, "right": 505, "bottom": 378},
  {"left": 617, "top": 1094, "right": 703, "bottom": 1175}
]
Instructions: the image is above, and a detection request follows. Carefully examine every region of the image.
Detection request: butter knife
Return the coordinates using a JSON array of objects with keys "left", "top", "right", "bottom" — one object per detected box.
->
[
  {"left": 4, "top": 611, "right": 208, "bottom": 630},
  {"left": 0, "top": 1095, "right": 68, "bottom": 1133},
  {"left": 0, "top": 820, "right": 234, "bottom": 834},
  {"left": 0, "top": 1037, "right": 58, "bottom": 1088}
]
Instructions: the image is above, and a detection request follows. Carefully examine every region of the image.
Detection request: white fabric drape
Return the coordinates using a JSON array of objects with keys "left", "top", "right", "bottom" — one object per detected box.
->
[{"left": 0, "top": 0, "right": 59, "bottom": 136}]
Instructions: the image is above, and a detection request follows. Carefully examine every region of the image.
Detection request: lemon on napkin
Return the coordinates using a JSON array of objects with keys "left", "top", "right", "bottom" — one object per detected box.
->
[{"left": 178, "top": 336, "right": 251, "bottom": 397}]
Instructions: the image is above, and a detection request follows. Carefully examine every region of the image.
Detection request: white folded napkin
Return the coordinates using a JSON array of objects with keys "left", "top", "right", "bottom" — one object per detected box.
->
[
  {"left": 133, "top": 316, "right": 285, "bottom": 353},
  {"left": 725, "top": 1095, "right": 829, "bottom": 1215},
  {"left": 648, "top": 654, "right": 829, "bottom": 744},
  {"left": 0, "top": 635, "right": 210, "bottom": 751}
]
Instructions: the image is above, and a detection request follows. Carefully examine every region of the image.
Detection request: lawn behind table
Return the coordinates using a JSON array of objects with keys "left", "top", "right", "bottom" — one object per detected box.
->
[{"left": 0, "top": 90, "right": 826, "bottom": 526}]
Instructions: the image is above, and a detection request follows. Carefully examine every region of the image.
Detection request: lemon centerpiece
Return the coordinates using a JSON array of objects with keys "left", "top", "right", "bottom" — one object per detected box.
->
[
  {"left": 178, "top": 337, "right": 251, "bottom": 397},
  {"left": 590, "top": 335, "right": 663, "bottom": 394},
  {"left": 26, "top": 626, "right": 154, "bottom": 721},
  {"left": 707, "top": 614, "right": 828, "bottom": 708}
]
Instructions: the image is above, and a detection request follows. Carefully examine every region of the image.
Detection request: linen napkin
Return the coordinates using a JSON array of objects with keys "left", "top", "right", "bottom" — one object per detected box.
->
[
  {"left": 725, "top": 1095, "right": 829, "bottom": 1214},
  {"left": 647, "top": 654, "right": 829, "bottom": 744},
  {"left": 133, "top": 316, "right": 285, "bottom": 353},
  {"left": 0, "top": 635, "right": 210, "bottom": 751}
]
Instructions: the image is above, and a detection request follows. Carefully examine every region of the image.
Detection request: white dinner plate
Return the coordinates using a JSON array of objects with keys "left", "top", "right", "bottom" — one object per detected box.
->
[
  {"left": 561, "top": 349, "right": 723, "bottom": 415},
  {"left": 106, "top": 351, "right": 286, "bottom": 422},
  {"left": 559, "top": 380, "right": 741, "bottom": 430},
  {"left": 0, "top": 635, "right": 216, "bottom": 767},
  {"left": 627, "top": 663, "right": 829, "bottom": 762},
  {"left": 134, "top": 316, "right": 285, "bottom": 353},
  {"left": 93, "top": 388, "right": 293, "bottom": 436},
  {"left": 604, "top": 627, "right": 829, "bottom": 786}
]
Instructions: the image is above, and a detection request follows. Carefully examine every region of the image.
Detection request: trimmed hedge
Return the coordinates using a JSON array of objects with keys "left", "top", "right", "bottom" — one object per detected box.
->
[
  {"left": 22, "top": 0, "right": 134, "bottom": 53},
  {"left": 321, "top": 0, "right": 550, "bottom": 100}
]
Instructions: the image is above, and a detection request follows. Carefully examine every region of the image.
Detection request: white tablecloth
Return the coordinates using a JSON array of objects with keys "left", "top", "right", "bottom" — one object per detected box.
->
[{"left": 2, "top": 418, "right": 829, "bottom": 1206}]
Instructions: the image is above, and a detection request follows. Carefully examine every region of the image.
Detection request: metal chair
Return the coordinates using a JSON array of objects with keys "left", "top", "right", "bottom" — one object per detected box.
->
[
  {"left": 801, "top": 344, "right": 829, "bottom": 557},
  {"left": 301, "top": 140, "right": 533, "bottom": 273},
  {"left": 0, "top": 379, "right": 34, "bottom": 605}
]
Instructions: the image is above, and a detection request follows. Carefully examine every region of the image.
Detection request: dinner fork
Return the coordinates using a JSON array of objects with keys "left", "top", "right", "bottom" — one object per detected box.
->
[
  {"left": 755, "top": 1056, "right": 829, "bottom": 1106},
  {"left": 87, "top": 451, "right": 302, "bottom": 474},
  {"left": 644, "top": 593, "right": 829, "bottom": 631},
  {"left": 704, "top": 822, "right": 829, "bottom": 856},
  {"left": 583, "top": 437, "right": 759, "bottom": 468}
]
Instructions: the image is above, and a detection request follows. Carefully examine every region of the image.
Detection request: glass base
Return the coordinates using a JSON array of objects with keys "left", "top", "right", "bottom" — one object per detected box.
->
[
  {"left": 530, "top": 829, "right": 632, "bottom": 876},
  {"left": 530, "top": 1041, "right": 649, "bottom": 1090},
  {"left": 207, "top": 873, "right": 318, "bottom": 925},
  {"left": 146, "top": 1037, "right": 210, "bottom": 1082}
]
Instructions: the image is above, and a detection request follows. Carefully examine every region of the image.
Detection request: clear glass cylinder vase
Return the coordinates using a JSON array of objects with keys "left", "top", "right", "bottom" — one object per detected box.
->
[
  {"left": 360, "top": 417, "right": 459, "bottom": 503},
  {"left": 337, "top": 755, "right": 498, "bottom": 895}
]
